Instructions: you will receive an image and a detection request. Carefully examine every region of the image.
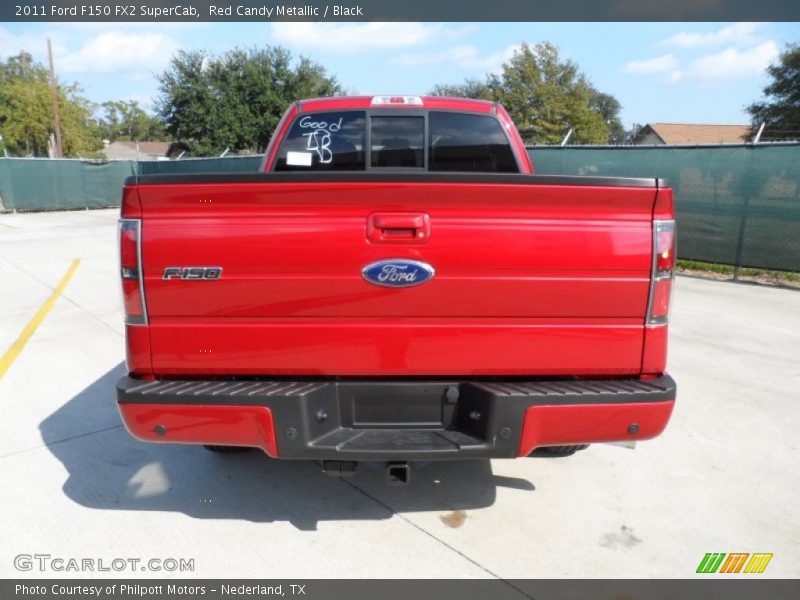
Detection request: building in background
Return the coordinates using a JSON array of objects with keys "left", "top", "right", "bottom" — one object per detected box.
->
[
  {"left": 632, "top": 123, "right": 751, "bottom": 145},
  {"left": 101, "top": 141, "right": 179, "bottom": 161}
]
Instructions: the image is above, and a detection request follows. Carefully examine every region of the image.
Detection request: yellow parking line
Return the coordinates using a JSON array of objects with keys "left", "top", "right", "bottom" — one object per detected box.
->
[{"left": 0, "top": 258, "right": 81, "bottom": 379}]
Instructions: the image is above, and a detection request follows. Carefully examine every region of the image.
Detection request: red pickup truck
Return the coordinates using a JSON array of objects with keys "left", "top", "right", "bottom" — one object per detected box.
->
[{"left": 116, "top": 95, "right": 676, "bottom": 484}]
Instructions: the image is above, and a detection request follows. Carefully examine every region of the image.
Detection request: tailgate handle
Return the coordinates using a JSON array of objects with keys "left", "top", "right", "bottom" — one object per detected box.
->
[{"left": 367, "top": 212, "right": 431, "bottom": 244}]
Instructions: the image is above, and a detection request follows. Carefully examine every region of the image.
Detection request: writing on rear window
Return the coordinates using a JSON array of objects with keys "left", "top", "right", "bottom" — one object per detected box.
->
[
  {"left": 274, "top": 111, "right": 366, "bottom": 171},
  {"left": 273, "top": 110, "right": 519, "bottom": 172}
]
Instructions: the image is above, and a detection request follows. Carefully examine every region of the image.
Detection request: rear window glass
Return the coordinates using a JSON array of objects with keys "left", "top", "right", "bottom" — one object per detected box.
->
[
  {"left": 428, "top": 112, "right": 518, "bottom": 173},
  {"left": 273, "top": 111, "right": 366, "bottom": 171},
  {"left": 272, "top": 109, "right": 519, "bottom": 172},
  {"left": 370, "top": 116, "right": 424, "bottom": 168}
]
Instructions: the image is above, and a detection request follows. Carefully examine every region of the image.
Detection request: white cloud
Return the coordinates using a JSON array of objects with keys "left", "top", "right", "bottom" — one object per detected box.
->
[
  {"left": 624, "top": 31, "right": 779, "bottom": 87},
  {"left": 0, "top": 25, "right": 51, "bottom": 63},
  {"left": 0, "top": 25, "right": 181, "bottom": 77},
  {"left": 666, "top": 70, "right": 683, "bottom": 84},
  {"left": 58, "top": 32, "right": 180, "bottom": 74},
  {"left": 622, "top": 54, "right": 679, "bottom": 74},
  {"left": 660, "top": 23, "right": 764, "bottom": 49},
  {"left": 269, "top": 22, "right": 474, "bottom": 54},
  {"left": 669, "top": 41, "right": 780, "bottom": 84},
  {"left": 392, "top": 44, "right": 519, "bottom": 73}
]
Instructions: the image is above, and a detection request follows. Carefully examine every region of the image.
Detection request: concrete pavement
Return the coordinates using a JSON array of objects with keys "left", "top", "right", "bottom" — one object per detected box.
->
[{"left": 0, "top": 209, "right": 797, "bottom": 579}]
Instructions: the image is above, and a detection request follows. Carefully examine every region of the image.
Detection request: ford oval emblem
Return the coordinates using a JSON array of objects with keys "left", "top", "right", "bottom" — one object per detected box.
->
[{"left": 362, "top": 259, "right": 435, "bottom": 288}]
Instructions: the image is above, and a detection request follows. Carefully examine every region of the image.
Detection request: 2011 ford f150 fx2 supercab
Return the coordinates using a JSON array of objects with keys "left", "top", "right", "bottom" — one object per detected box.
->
[{"left": 116, "top": 95, "right": 676, "bottom": 484}]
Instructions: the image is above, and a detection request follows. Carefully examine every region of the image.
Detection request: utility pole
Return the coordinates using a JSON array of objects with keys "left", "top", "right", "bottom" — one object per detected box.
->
[{"left": 47, "top": 38, "right": 63, "bottom": 158}]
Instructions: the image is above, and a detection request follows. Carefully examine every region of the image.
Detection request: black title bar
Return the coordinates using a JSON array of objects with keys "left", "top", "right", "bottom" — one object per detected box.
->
[
  {"left": 5, "top": 579, "right": 800, "bottom": 600},
  {"left": 3, "top": 0, "right": 800, "bottom": 22}
]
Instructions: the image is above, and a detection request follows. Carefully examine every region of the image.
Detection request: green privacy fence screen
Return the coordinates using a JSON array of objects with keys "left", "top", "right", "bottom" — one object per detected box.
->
[
  {"left": 529, "top": 144, "right": 800, "bottom": 273},
  {"left": 0, "top": 158, "right": 136, "bottom": 211},
  {"left": 0, "top": 156, "right": 263, "bottom": 211},
  {"left": 0, "top": 145, "right": 798, "bottom": 271},
  {"left": 136, "top": 155, "right": 262, "bottom": 175}
]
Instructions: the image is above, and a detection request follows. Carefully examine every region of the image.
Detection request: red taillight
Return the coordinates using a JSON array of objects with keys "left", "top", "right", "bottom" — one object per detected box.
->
[
  {"left": 649, "top": 278, "right": 673, "bottom": 318},
  {"left": 119, "top": 219, "right": 147, "bottom": 325},
  {"left": 655, "top": 225, "right": 676, "bottom": 271},
  {"left": 120, "top": 224, "right": 138, "bottom": 275},
  {"left": 647, "top": 221, "right": 676, "bottom": 325}
]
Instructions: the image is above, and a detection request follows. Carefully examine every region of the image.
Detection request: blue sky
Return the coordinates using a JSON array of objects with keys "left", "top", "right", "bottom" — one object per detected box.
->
[{"left": 1, "top": 21, "right": 798, "bottom": 127}]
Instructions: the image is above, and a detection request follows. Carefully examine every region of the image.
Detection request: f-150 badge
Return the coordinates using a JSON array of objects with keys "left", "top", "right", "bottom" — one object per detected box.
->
[
  {"left": 361, "top": 260, "right": 435, "bottom": 288},
  {"left": 163, "top": 267, "right": 223, "bottom": 280}
]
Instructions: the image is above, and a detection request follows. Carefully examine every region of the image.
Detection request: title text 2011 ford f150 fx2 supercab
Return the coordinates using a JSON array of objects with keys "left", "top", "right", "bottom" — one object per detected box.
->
[{"left": 116, "top": 95, "right": 676, "bottom": 484}]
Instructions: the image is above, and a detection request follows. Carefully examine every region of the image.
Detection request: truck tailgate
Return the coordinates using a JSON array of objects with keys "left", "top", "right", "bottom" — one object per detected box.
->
[{"left": 135, "top": 175, "right": 658, "bottom": 376}]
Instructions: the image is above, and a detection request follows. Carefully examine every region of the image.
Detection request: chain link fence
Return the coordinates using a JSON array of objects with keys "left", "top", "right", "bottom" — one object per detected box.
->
[{"left": 1, "top": 144, "right": 798, "bottom": 272}]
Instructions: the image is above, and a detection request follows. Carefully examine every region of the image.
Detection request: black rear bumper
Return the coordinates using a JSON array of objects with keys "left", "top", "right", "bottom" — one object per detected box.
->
[{"left": 117, "top": 375, "right": 676, "bottom": 461}]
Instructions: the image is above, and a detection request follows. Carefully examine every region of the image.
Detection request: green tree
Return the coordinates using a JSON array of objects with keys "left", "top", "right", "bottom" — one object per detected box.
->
[
  {"left": 0, "top": 52, "right": 102, "bottom": 157},
  {"left": 98, "top": 100, "right": 166, "bottom": 142},
  {"left": 589, "top": 91, "right": 625, "bottom": 143},
  {"left": 156, "top": 47, "right": 342, "bottom": 155},
  {"left": 747, "top": 43, "right": 800, "bottom": 141},
  {"left": 430, "top": 78, "right": 494, "bottom": 100},
  {"left": 430, "top": 42, "right": 622, "bottom": 144}
]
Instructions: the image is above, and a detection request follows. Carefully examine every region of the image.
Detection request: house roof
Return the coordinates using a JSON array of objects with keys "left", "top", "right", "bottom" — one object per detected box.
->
[
  {"left": 106, "top": 141, "right": 173, "bottom": 156},
  {"left": 642, "top": 123, "right": 751, "bottom": 145}
]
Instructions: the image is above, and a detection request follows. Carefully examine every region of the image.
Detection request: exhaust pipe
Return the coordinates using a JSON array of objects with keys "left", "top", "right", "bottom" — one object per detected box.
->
[{"left": 387, "top": 462, "right": 411, "bottom": 486}]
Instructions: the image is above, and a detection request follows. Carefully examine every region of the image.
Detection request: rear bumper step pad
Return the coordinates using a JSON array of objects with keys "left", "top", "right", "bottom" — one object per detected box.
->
[{"left": 116, "top": 375, "right": 676, "bottom": 460}]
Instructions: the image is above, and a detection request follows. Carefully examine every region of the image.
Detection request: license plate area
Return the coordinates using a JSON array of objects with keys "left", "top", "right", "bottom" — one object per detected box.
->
[{"left": 340, "top": 382, "right": 456, "bottom": 429}]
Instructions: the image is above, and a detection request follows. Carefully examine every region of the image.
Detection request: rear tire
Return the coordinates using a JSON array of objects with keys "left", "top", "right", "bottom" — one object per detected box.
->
[
  {"left": 203, "top": 445, "right": 253, "bottom": 454},
  {"left": 541, "top": 444, "right": 589, "bottom": 454}
]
